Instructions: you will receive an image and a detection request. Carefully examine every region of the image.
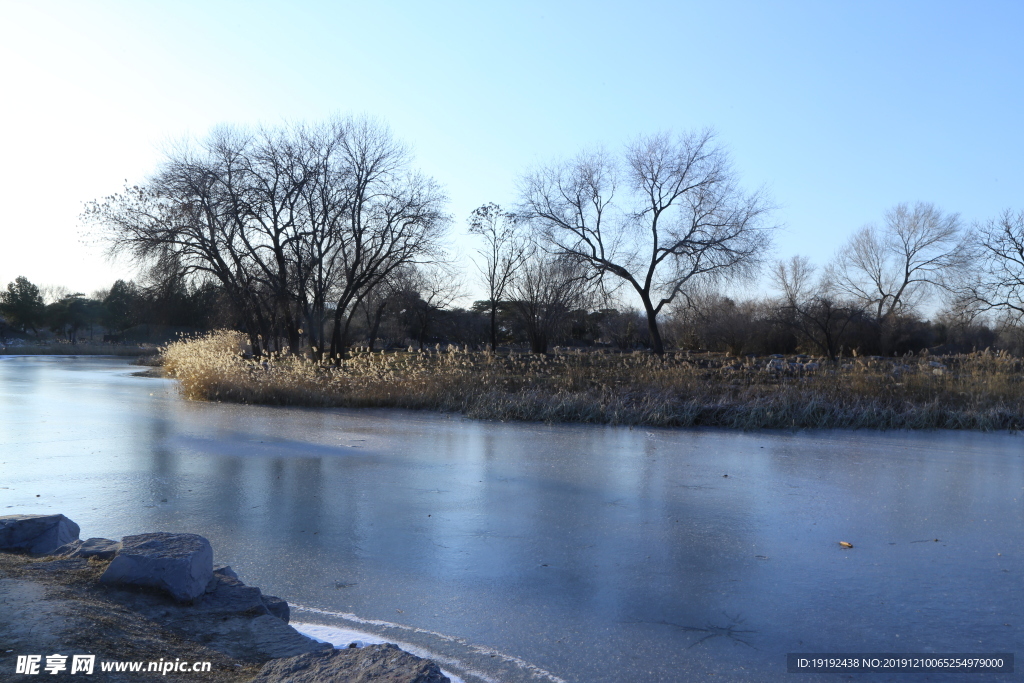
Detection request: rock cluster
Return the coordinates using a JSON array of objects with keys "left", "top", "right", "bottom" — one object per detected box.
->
[{"left": 0, "top": 514, "right": 450, "bottom": 682}]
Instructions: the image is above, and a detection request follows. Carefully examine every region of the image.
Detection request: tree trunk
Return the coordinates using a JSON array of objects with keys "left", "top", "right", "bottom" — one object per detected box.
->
[
  {"left": 530, "top": 334, "right": 547, "bottom": 354},
  {"left": 368, "top": 300, "right": 387, "bottom": 351},
  {"left": 489, "top": 303, "right": 498, "bottom": 351},
  {"left": 642, "top": 300, "right": 665, "bottom": 355},
  {"left": 328, "top": 308, "right": 344, "bottom": 359},
  {"left": 416, "top": 314, "right": 429, "bottom": 349},
  {"left": 287, "top": 320, "right": 301, "bottom": 355}
]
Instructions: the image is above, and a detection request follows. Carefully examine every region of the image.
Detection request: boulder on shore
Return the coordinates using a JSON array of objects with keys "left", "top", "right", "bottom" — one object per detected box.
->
[
  {"left": 251, "top": 643, "right": 451, "bottom": 683},
  {"left": 0, "top": 514, "right": 81, "bottom": 554},
  {"left": 100, "top": 532, "right": 213, "bottom": 602}
]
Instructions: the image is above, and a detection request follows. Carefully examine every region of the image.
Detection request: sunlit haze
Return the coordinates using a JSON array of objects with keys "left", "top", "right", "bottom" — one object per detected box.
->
[{"left": 1, "top": 1, "right": 1021, "bottom": 303}]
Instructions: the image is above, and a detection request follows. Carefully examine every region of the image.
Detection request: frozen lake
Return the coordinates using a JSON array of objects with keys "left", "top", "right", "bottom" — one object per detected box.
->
[{"left": 1, "top": 356, "right": 1021, "bottom": 681}]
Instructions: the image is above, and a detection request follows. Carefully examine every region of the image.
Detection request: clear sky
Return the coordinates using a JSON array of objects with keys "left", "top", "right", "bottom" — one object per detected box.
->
[{"left": 1, "top": 0, "right": 1021, "bottom": 304}]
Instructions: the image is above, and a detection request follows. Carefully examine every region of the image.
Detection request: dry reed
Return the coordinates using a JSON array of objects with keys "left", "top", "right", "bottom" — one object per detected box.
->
[{"left": 161, "top": 330, "right": 1024, "bottom": 430}]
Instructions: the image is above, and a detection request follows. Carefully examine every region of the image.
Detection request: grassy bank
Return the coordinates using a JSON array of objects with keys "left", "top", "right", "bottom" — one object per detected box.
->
[{"left": 161, "top": 331, "right": 1024, "bottom": 430}]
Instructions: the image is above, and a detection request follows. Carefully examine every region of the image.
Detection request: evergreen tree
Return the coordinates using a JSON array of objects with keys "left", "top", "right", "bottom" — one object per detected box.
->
[{"left": 0, "top": 276, "right": 46, "bottom": 334}]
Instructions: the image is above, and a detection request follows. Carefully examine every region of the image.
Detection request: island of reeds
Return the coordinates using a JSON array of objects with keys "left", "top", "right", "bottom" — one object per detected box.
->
[{"left": 160, "top": 331, "right": 1024, "bottom": 431}]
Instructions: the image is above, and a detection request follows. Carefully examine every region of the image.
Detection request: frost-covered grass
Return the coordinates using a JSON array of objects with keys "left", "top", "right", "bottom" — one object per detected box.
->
[{"left": 161, "top": 330, "right": 1024, "bottom": 430}]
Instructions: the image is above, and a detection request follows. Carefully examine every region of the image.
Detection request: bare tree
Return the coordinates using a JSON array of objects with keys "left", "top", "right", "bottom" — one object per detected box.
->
[
  {"left": 956, "top": 209, "right": 1024, "bottom": 321},
  {"left": 772, "top": 256, "right": 865, "bottom": 359},
  {"left": 468, "top": 203, "right": 529, "bottom": 350},
  {"left": 404, "top": 263, "right": 465, "bottom": 349},
  {"left": 84, "top": 136, "right": 280, "bottom": 353},
  {"left": 519, "top": 130, "right": 773, "bottom": 354},
  {"left": 508, "top": 251, "right": 593, "bottom": 354},
  {"left": 829, "top": 202, "right": 968, "bottom": 323},
  {"left": 324, "top": 117, "right": 449, "bottom": 357},
  {"left": 357, "top": 266, "right": 413, "bottom": 350},
  {"left": 84, "top": 116, "right": 448, "bottom": 358},
  {"left": 681, "top": 290, "right": 763, "bottom": 356}
]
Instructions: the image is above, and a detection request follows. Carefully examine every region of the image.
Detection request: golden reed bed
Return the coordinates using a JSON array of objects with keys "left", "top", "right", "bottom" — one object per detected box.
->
[{"left": 161, "top": 331, "right": 1024, "bottom": 430}]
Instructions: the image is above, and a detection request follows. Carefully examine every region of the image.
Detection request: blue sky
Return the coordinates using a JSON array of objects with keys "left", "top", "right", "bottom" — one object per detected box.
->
[{"left": 1, "top": 0, "right": 1021, "bottom": 305}]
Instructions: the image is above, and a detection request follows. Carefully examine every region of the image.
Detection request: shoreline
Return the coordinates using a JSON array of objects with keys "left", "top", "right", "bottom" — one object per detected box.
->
[
  {"left": 0, "top": 346, "right": 159, "bottom": 357},
  {"left": 0, "top": 515, "right": 453, "bottom": 682},
  {"left": 158, "top": 332, "right": 1024, "bottom": 432},
  {"left": 10, "top": 347, "right": 1024, "bottom": 431}
]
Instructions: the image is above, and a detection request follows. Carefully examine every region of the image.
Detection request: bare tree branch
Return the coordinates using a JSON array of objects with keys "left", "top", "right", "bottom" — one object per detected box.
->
[
  {"left": 519, "top": 130, "right": 774, "bottom": 354},
  {"left": 830, "top": 202, "right": 968, "bottom": 323},
  {"left": 468, "top": 203, "right": 530, "bottom": 349}
]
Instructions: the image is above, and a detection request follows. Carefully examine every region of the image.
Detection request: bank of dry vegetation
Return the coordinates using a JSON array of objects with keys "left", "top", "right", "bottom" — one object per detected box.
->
[{"left": 159, "top": 331, "right": 1024, "bottom": 431}]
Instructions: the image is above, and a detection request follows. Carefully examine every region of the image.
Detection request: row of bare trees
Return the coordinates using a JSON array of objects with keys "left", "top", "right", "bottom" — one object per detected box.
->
[
  {"left": 767, "top": 205, "right": 1024, "bottom": 357},
  {"left": 664, "top": 289, "right": 1016, "bottom": 359},
  {"left": 464, "top": 194, "right": 1024, "bottom": 357},
  {"left": 83, "top": 114, "right": 1024, "bottom": 357}
]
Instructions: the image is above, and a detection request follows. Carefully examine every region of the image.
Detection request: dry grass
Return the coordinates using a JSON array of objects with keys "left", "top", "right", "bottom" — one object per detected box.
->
[{"left": 161, "top": 330, "right": 1024, "bottom": 430}]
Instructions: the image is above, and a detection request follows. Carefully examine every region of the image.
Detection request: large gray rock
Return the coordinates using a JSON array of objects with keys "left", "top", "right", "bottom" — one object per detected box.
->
[
  {"left": 53, "top": 537, "right": 121, "bottom": 560},
  {"left": 100, "top": 532, "right": 212, "bottom": 602},
  {"left": 0, "top": 514, "right": 80, "bottom": 554},
  {"left": 251, "top": 643, "right": 451, "bottom": 683}
]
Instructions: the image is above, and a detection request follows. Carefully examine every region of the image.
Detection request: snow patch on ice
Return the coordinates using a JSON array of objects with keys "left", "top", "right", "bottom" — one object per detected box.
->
[{"left": 291, "top": 605, "right": 567, "bottom": 683}]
